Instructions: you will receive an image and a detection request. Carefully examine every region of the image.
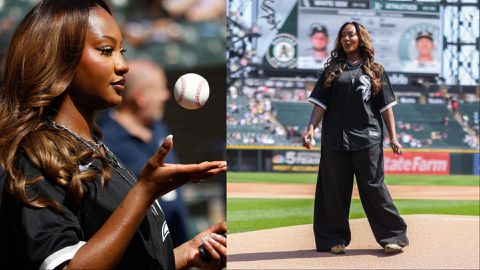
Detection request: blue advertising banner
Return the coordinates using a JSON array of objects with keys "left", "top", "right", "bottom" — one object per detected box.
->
[{"left": 473, "top": 153, "right": 480, "bottom": 176}]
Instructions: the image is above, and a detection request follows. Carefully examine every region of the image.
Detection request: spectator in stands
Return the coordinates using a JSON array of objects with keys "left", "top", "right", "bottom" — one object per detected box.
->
[
  {"left": 99, "top": 59, "right": 190, "bottom": 248},
  {"left": 442, "top": 115, "right": 449, "bottom": 126},
  {"left": 462, "top": 114, "right": 470, "bottom": 129},
  {"left": 0, "top": 1, "right": 226, "bottom": 269},
  {"left": 264, "top": 96, "right": 272, "bottom": 113},
  {"left": 464, "top": 134, "right": 479, "bottom": 149},
  {"left": 412, "top": 123, "right": 424, "bottom": 132},
  {"left": 452, "top": 98, "right": 458, "bottom": 113},
  {"left": 446, "top": 97, "right": 452, "bottom": 111},
  {"left": 302, "top": 22, "right": 408, "bottom": 255}
]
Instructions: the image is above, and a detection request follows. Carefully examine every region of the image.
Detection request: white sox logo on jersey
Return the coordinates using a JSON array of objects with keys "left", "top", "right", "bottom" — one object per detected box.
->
[
  {"left": 162, "top": 221, "right": 170, "bottom": 242},
  {"left": 356, "top": 75, "right": 371, "bottom": 102}
]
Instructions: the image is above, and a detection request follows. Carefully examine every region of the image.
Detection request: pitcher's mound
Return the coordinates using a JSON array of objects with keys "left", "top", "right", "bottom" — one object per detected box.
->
[{"left": 228, "top": 215, "right": 479, "bottom": 269}]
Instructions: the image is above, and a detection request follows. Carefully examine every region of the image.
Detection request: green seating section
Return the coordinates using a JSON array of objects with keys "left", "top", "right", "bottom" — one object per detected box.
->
[
  {"left": 274, "top": 101, "right": 312, "bottom": 131},
  {"left": 394, "top": 104, "right": 468, "bottom": 148},
  {"left": 228, "top": 97, "right": 291, "bottom": 145},
  {"left": 228, "top": 99, "right": 475, "bottom": 148}
]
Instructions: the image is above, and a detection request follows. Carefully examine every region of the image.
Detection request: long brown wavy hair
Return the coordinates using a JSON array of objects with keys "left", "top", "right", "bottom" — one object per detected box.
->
[
  {"left": 0, "top": 0, "right": 113, "bottom": 212},
  {"left": 323, "top": 22, "right": 383, "bottom": 94}
]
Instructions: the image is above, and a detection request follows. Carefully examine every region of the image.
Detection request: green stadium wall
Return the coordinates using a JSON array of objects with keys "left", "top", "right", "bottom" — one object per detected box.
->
[{"left": 227, "top": 146, "right": 479, "bottom": 175}]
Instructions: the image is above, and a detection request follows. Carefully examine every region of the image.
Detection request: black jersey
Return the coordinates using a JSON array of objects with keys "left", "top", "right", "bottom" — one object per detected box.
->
[
  {"left": 0, "top": 153, "right": 175, "bottom": 270},
  {"left": 308, "top": 62, "right": 397, "bottom": 151}
]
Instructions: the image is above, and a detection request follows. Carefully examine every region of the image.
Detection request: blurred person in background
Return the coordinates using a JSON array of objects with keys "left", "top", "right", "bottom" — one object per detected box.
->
[
  {"left": 123, "top": 0, "right": 225, "bottom": 47},
  {"left": 100, "top": 59, "right": 190, "bottom": 248},
  {"left": 452, "top": 98, "right": 459, "bottom": 113}
]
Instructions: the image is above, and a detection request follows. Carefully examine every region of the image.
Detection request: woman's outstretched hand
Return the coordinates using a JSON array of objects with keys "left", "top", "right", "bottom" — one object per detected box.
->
[{"left": 138, "top": 135, "right": 227, "bottom": 196}]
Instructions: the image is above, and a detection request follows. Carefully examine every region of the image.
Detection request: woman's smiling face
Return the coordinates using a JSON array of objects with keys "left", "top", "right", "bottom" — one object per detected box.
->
[
  {"left": 71, "top": 6, "right": 129, "bottom": 110},
  {"left": 340, "top": 23, "right": 360, "bottom": 55}
]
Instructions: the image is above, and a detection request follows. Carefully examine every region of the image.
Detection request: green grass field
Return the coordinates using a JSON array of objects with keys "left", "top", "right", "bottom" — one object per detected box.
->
[
  {"left": 227, "top": 172, "right": 480, "bottom": 186},
  {"left": 228, "top": 198, "right": 480, "bottom": 233},
  {"left": 227, "top": 173, "right": 480, "bottom": 233}
]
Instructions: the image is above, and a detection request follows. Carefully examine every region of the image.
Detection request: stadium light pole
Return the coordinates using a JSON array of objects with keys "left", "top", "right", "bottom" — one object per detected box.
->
[{"left": 440, "top": 0, "right": 480, "bottom": 92}]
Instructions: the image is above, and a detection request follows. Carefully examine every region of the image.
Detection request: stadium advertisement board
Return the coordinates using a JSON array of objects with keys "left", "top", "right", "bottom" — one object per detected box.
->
[
  {"left": 384, "top": 152, "right": 450, "bottom": 175},
  {"left": 473, "top": 153, "right": 480, "bottom": 176},
  {"left": 271, "top": 150, "right": 450, "bottom": 174},
  {"left": 272, "top": 150, "right": 320, "bottom": 172},
  {"left": 257, "top": 0, "right": 440, "bottom": 74}
]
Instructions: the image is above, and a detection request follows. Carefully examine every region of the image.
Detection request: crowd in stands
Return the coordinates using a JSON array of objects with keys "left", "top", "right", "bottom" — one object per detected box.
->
[
  {"left": 274, "top": 88, "right": 308, "bottom": 101},
  {"left": 227, "top": 79, "right": 479, "bottom": 150},
  {"left": 444, "top": 96, "right": 479, "bottom": 149},
  {"left": 387, "top": 121, "right": 431, "bottom": 148},
  {"left": 0, "top": 1, "right": 225, "bottom": 70},
  {"left": 461, "top": 110, "right": 479, "bottom": 149},
  {"left": 227, "top": 82, "right": 287, "bottom": 145},
  {"left": 122, "top": 0, "right": 225, "bottom": 45}
]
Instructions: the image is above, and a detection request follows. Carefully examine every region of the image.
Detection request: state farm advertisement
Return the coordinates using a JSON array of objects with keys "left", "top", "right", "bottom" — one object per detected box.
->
[{"left": 384, "top": 152, "right": 450, "bottom": 175}]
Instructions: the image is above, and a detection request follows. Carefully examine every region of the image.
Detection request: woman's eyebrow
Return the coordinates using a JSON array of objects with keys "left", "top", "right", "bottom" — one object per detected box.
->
[{"left": 95, "top": 35, "right": 123, "bottom": 45}]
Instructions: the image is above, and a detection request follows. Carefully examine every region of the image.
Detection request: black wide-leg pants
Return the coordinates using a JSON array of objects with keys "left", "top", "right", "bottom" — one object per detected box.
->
[{"left": 313, "top": 144, "right": 409, "bottom": 251}]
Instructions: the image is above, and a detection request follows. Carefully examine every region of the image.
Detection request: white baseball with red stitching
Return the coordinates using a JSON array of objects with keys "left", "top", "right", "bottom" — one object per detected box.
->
[{"left": 174, "top": 73, "right": 210, "bottom": 110}]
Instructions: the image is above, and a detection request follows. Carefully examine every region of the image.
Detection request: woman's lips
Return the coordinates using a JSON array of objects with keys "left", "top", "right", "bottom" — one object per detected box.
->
[
  {"left": 111, "top": 78, "right": 125, "bottom": 92},
  {"left": 111, "top": 84, "right": 125, "bottom": 92}
]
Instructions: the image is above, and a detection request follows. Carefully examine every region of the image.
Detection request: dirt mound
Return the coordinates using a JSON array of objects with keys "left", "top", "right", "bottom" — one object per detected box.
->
[{"left": 228, "top": 215, "right": 480, "bottom": 269}]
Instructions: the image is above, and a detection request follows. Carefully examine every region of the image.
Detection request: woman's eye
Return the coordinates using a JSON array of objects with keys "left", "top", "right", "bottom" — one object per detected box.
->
[
  {"left": 120, "top": 48, "right": 127, "bottom": 55},
  {"left": 99, "top": 47, "right": 114, "bottom": 56}
]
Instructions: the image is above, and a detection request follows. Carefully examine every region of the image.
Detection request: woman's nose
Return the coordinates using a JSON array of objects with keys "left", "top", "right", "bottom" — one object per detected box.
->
[{"left": 115, "top": 56, "right": 129, "bottom": 75}]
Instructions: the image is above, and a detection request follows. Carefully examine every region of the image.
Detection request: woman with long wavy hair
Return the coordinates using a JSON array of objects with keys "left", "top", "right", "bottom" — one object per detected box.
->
[
  {"left": 0, "top": 1, "right": 226, "bottom": 269},
  {"left": 302, "top": 22, "right": 409, "bottom": 254}
]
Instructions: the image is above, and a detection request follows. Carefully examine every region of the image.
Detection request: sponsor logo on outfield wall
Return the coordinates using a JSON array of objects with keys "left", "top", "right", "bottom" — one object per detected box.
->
[
  {"left": 271, "top": 150, "right": 451, "bottom": 174},
  {"left": 272, "top": 150, "right": 320, "bottom": 172},
  {"left": 384, "top": 152, "right": 450, "bottom": 175}
]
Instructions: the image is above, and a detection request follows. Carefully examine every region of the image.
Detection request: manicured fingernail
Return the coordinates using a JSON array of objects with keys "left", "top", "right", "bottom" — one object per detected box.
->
[
  {"left": 212, "top": 233, "right": 223, "bottom": 240},
  {"left": 206, "top": 236, "right": 216, "bottom": 244},
  {"left": 166, "top": 135, "right": 173, "bottom": 141}
]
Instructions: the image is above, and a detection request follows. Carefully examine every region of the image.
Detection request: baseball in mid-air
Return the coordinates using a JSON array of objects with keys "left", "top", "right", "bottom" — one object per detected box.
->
[{"left": 173, "top": 73, "right": 210, "bottom": 110}]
